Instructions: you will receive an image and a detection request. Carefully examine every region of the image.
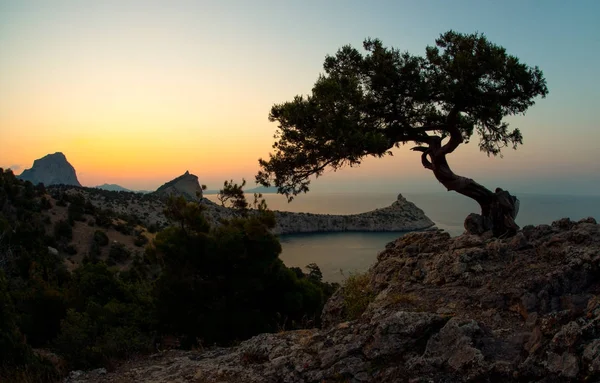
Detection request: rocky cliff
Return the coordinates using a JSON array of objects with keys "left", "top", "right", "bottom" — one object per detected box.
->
[
  {"left": 201, "top": 193, "right": 434, "bottom": 234},
  {"left": 65, "top": 217, "right": 600, "bottom": 382},
  {"left": 18, "top": 152, "right": 81, "bottom": 186},
  {"left": 152, "top": 171, "right": 203, "bottom": 201}
]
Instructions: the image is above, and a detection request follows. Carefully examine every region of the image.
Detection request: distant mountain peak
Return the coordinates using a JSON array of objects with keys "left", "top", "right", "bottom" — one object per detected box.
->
[
  {"left": 94, "top": 183, "right": 131, "bottom": 192},
  {"left": 153, "top": 171, "right": 203, "bottom": 201},
  {"left": 18, "top": 152, "right": 81, "bottom": 186}
]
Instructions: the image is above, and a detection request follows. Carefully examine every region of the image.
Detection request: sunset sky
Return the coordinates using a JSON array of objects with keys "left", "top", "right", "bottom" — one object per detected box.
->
[{"left": 1, "top": 0, "right": 599, "bottom": 194}]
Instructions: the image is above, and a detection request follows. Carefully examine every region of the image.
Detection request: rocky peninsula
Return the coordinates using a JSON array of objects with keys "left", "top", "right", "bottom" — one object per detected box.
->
[
  {"left": 201, "top": 193, "right": 435, "bottom": 235},
  {"left": 66, "top": 217, "right": 600, "bottom": 382}
]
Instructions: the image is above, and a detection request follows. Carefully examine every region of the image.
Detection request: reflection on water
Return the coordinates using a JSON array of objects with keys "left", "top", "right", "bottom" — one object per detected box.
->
[{"left": 278, "top": 231, "right": 406, "bottom": 283}]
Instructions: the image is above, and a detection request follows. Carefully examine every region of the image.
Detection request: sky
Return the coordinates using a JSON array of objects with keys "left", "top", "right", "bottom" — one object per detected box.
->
[{"left": 1, "top": 0, "right": 599, "bottom": 195}]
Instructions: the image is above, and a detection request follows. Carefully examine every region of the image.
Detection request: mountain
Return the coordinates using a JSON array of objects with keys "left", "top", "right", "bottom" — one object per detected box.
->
[
  {"left": 201, "top": 186, "right": 278, "bottom": 195},
  {"left": 18, "top": 152, "right": 81, "bottom": 186},
  {"left": 94, "top": 183, "right": 131, "bottom": 192},
  {"left": 246, "top": 185, "right": 278, "bottom": 193},
  {"left": 152, "top": 171, "right": 204, "bottom": 201}
]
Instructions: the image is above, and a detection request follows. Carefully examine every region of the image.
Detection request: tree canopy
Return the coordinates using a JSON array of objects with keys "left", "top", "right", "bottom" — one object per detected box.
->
[{"left": 256, "top": 31, "right": 548, "bottom": 202}]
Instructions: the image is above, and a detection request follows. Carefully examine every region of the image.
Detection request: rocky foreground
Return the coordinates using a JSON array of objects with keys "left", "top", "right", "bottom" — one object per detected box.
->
[{"left": 66, "top": 217, "right": 600, "bottom": 382}]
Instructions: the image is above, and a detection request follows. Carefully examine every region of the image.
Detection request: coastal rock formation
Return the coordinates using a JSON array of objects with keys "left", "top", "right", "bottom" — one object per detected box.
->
[
  {"left": 201, "top": 193, "right": 435, "bottom": 234},
  {"left": 272, "top": 193, "right": 433, "bottom": 234},
  {"left": 18, "top": 152, "right": 81, "bottom": 186},
  {"left": 65, "top": 217, "right": 600, "bottom": 382},
  {"left": 152, "top": 171, "right": 203, "bottom": 201}
]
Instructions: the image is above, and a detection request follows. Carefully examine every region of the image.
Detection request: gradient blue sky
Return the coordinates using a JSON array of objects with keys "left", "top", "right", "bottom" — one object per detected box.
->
[{"left": 1, "top": 0, "right": 599, "bottom": 194}]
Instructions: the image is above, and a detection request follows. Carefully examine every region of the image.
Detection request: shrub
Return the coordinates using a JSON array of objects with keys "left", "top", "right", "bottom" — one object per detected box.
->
[
  {"left": 93, "top": 230, "right": 109, "bottom": 246},
  {"left": 40, "top": 196, "right": 52, "bottom": 210},
  {"left": 134, "top": 234, "right": 148, "bottom": 247},
  {"left": 54, "top": 263, "right": 155, "bottom": 370},
  {"left": 342, "top": 272, "right": 375, "bottom": 320},
  {"left": 108, "top": 243, "right": 131, "bottom": 265},
  {"left": 114, "top": 223, "right": 132, "bottom": 235},
  {"left": 54, "top": 220, "right": 72, "bottom": 241},
  {"left": 65, "top": 245, "right": 77, "bottom": 255},
  {"left": 88, "top": 241, "right": 101, "bottom": 260},
  {"left": 95, "top": 210, "right": 113, "bottom": 228}
]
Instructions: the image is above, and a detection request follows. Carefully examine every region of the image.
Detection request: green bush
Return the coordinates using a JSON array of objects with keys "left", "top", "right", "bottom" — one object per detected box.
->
[
  {"left": 54, "top": 263, "right": 155, "bottom": 369},
  {"left": 108, "top": 242, "right": 131, "bottom": 265},
  {"left": 93, "top": 230, "right": 109, "bottom": 246},
  {"left": 153, "top": 195, "right": 335, "bottom": 346},
  {"left": 54, "top": 220, "right": 72, "bottom": 241},
  {"left": 0, "top": 272, "right": 59, "bottom": 382},
  {"left": 134, "top": 233, "right": 149, "bottom": 247},
  {"left": 342, "top": 272, "right": 375, "bottom": 320},
  {"left": 115, "top": 223, "right": 132, "bottom": 235}
]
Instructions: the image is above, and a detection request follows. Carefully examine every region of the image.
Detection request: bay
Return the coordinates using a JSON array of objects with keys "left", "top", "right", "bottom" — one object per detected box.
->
[{"left": 206, "top": 192, "right": 600, "bottom": 282}]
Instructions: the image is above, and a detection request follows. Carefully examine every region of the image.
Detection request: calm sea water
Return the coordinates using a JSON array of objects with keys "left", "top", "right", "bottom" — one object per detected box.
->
[{"left": 206, "top": 192, "right": 600, "bottom": 282}]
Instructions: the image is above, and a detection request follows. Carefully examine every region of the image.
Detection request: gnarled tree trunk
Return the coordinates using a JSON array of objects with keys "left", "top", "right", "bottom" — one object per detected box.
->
[{"left": 420, "top": 136, "right": 520, "bottom": 237}]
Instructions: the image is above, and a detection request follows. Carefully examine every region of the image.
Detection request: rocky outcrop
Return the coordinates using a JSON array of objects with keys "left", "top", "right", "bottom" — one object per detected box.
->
[
  {"left": 65, "top": 217, "right": 600, "bottom": 382},
  {"left": 273, "top": 194, "right": 433, "bottom": 234},
  {"left": 18, "top": 152, "right": 81, "bottom": 186},
  {"left": 202, "top": 194, "right": 435, "bottom": 234},
  {"left": 152, "top": 171, "right": 203, "bottom": 201}
]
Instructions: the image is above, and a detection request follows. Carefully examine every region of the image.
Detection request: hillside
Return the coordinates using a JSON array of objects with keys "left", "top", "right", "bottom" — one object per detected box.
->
[
  {"left": 66, "top": 218, "right": 600, "bottom": 382},
  {"left": 0, "top": 168, "right": 340, "bottom": 382},
  {"left": 46, "top": 183, "right": 434, "bottom": 236}
]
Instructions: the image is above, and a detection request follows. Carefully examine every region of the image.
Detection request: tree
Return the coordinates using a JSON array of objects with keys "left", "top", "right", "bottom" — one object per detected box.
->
[
  {"left": 256, "top": 31, "right": 548, "bottom": 237},
  {"left": 217, "top": 179, "right": 249, "bottom": 212}
]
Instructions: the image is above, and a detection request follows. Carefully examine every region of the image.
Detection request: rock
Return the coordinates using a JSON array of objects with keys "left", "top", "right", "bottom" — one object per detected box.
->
[
  {"left": 546, "top": 352, "right": 579, "bottom": 378},
  {"left": 583, "top": 339, "right": 600, "bottom": 373},
  {"left": 18, "top": 152, "right": 81, "bottom": 186},
  {"left": 48, "top": 246, "right": 59, "bottom": 256},
  {"left": 579, "top": 217, "right": 597, "bottom": 225},
  {"left": 464, "top": 213, "right": 491, "bottom": 235},
  {"left": 320, "top": 288, "right": 346, "bottom": 328}
]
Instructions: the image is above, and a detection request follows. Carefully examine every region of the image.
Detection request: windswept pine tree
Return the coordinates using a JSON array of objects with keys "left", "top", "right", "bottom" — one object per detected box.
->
[{"left": 256, "top": 31, "right": 548, "bottom": 237}]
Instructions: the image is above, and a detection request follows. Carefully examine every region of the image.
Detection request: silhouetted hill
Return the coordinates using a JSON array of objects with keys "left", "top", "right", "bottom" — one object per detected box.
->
[
  {"left": 246, "top": 185, "right": 278, "bottom": 193},
  {"left": 94, "top": 183, "right": 131, "bottom": 192}
]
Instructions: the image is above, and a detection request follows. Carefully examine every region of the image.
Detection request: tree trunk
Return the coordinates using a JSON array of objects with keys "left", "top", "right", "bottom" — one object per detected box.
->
[{"left": 424, "top": 139, "right": 520, "bottom": 237}]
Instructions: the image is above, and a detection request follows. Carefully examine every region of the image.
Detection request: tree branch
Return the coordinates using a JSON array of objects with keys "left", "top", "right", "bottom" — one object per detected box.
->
[
  {"left": 440, "top": 106, "right": 463, "bottom": 155},
  {"left": 421, "top": 152, "right": 433, "bottom": 169}
]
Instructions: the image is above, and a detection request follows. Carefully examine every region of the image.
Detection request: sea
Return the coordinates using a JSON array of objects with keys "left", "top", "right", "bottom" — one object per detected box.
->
[{"left": 205, "top": 192, "right": 600, "bottom": 283}]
